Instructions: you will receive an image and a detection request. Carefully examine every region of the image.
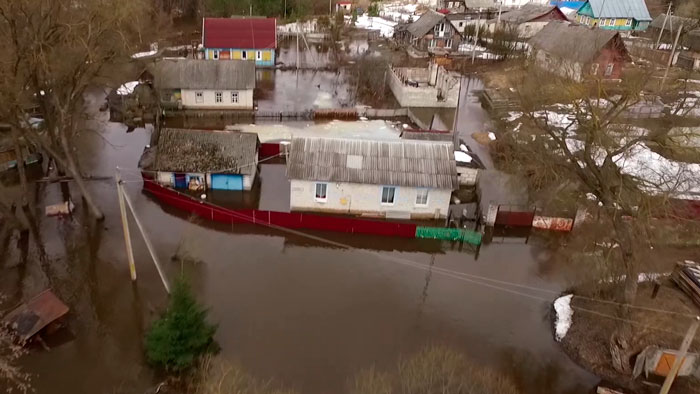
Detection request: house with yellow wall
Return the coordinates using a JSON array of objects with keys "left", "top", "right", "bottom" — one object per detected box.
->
[
  {"left": 202, "top": 17, "right": 277, "bottom": 67},
  {"left": 575, "top": 0, "right": 651, "bottom": 31}
]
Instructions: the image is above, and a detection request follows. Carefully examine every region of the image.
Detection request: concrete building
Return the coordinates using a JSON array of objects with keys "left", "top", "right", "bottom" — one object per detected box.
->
[
  {"left": 574, "top": 0, "right": 651, "bottom": 31},
  {"left": 286, "top": 137, "right": 458, "bottom": 219},
  {"left": 491, "top": 4, "right": 568, "bottom": 38},
  {"left": 152, "top": 59, "right": 255, "bottom": 110},
  {"left": 529, "top": 22, "right": 630, "bottom": 81},
  {"left": 388, "top": 62, "right": 461, "bottom": 108},
  {"left": 139, "top": 128, "right": 260, "bottom": 191},
  {"left": 202, "top": 17, "right": 276, "bottom": 67}
]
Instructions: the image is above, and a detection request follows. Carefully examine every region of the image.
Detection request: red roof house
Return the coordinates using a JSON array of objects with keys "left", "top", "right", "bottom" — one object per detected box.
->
[
  {"left": 203, "top": 18, "right": 277, "bottom": 50},
  {"left": 202, "top": 18, "right": 277, "bottom": 66}
]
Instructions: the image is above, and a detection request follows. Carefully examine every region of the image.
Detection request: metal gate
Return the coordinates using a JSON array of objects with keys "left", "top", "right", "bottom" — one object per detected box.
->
[{"left": 494, "top": 205, "right": 535, "bottom": 227}]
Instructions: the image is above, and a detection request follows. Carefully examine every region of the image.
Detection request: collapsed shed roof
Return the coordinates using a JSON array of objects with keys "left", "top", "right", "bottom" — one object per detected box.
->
[
  {"left": 146, "top": 128, "right": 259, "bottom": 175},
  {"left": 529, "top": 22, "right": 628, "bottom": 64},
  {"left": 152, "top": 59, "right": 256, "bottom": 90},
  {"left": 287, "top": 137, "right": 458, "bottom": 189}
]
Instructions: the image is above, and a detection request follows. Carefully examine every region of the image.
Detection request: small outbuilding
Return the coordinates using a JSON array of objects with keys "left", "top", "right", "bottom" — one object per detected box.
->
[
  {"left": 2, "top": 289, "right": 69, "bottom": 344},
  {"left": 140, "top": 128, "right": 260, "bottom": 191},
  {"left": 152, "top": 59, "right": 255, "bottom": 110},
  {"left": 286, "top": 137, "right": 458, "bottom": 219},
  {"left": 492, "top": 4, "right": 568, "bottom": 38},
  {"left": 529, "top": 21, "right": 630, "bottom": 81},
  {"left": 678, "top": 29, "right": 700, "bottom": 71}
]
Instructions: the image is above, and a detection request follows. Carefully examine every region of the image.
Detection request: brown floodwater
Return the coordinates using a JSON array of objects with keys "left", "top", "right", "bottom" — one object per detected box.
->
[{"left": 1, "top": 86, "right": 600, "bottom": 394}]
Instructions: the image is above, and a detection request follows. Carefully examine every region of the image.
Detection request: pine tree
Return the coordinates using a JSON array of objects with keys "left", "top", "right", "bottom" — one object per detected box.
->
[{"left": 145, "top": 277, "right": 217, "bottom": 372}]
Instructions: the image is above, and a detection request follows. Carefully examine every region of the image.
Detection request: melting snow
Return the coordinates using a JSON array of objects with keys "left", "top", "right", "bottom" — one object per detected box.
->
[
  {"left": 131, "top": 50, "right": 157, "bottom": 59},
  {"left": 554, "top": 294, "right": 573, "bottom": 342},
  {"left": 117, "top": 81, "right": 138, "bottom": 95},
  {"left": 353, "top": 15, "right": 397, "bottom": 37},
  {"left": 454, "top": 151, "right": 473, "bottom": 163}
]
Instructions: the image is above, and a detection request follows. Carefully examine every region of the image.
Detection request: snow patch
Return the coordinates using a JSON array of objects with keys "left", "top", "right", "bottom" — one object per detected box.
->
[
  {"left": 454, "top": 151, "right": 473, "bottom": 163},
  {"left": 117, "top": 81, "right": 138, "bottom": 95},
  {"left": 353, "top": 15, "right": 397, "bottom": 37},
  {"left": 554, "top": 294, "right": 573, "bottom": 342},
  {"left": 488, "top": 132, "right": 496, "bottom": 141}
]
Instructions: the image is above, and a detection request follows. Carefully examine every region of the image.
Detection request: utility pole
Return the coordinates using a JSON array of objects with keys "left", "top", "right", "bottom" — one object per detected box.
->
[
  {"left": 296, "top": 23, "right": 300, "bottom": 69},
  {"left": 660, "top": 22, "right": 683, "bottom": 91},
  {"left": 116, "top": 172, "right": 137, "bottom": 281},
  {"left": 471, "top": 14, "right": 481, "bottom": 64},
  {"left": 655, "top": 3, "right": 672, "bottom": 49},
  {"left": 118, "top": 173, "right": 171, "bottom": 294},
  {"left": 497, "top": 3, "right": 502, "bottom": 25},
  {"left": 284, "top": 0, "right": 287, "bottom": 20},
  {"left": 659, "top": 316, "right": 700, "bottom": 394}
]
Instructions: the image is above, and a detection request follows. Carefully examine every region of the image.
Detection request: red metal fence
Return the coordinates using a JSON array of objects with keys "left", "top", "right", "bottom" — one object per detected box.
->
[
  {"left": 494, "top": 205, "right": 536, "bottom": 227},
  {"left": 143, "top": 179, "right": 417, "bottom": 238},
  {"left": 259, "top": 142, "right": 281, "bottom": 160}
]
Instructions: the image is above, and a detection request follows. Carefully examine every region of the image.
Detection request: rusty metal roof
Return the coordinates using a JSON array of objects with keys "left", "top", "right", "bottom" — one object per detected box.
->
[
  {"left": 2, "top": 289, "right": 69, "bottom": 342},
  {"left": 287, "top": 137, "right": 458, "bottom": 189}
]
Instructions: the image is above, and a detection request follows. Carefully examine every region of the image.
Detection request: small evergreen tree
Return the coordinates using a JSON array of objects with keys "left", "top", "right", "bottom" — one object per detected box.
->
[{"left": 145, "top": 277, "right": 217, "bottom": 372}]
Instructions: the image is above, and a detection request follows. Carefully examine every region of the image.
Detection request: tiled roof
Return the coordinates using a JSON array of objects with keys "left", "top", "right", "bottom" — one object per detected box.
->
[{"left": 203, "top": 17, "right": 277, "bottom": 49}]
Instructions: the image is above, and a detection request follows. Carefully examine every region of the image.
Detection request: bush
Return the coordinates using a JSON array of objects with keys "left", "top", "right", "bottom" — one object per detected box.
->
[
  {"left": 350, "top": 345, "right": 520, "bottom": 394},
  {"left": 145, "top": 277, "right": 217, "bottom": 372}
]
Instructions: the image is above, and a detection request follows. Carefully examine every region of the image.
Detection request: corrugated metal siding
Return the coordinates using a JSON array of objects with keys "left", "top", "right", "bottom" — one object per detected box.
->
[{"left": 287, "top": 137, "right": 458, "bottom": 189}]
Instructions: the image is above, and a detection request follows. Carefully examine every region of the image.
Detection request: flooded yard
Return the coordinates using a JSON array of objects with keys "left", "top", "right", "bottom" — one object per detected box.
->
[{"left": 5, "top": 89, "right": 599, "bottom": 394}]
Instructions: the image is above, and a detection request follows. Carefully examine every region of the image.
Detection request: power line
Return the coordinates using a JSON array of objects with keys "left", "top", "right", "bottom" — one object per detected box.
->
[{"left": 130, "top": 183, "right": 700, "bottom": 327}]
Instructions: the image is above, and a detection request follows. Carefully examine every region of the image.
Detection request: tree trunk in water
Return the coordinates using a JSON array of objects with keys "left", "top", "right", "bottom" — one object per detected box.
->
[
  {"left": 56, "top": 127, "right": 104, "bottom": 220},
  {"left": 609, "top": 214, "right": 640, "bottom": 374},
  {"left": 11, "top": 129, "right": 29, "bottom": 209}
]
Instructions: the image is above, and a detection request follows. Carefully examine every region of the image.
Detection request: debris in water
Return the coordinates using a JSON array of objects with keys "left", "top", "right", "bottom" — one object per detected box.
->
[
  {"left": 554, "top": 294, "right": 573, "bottom": 341},
  {"left": 488, "top": 132, "right": 496, "bottom": 141},
  {"left": 45, "top": 201, "right": 74, "bottom": 216}
]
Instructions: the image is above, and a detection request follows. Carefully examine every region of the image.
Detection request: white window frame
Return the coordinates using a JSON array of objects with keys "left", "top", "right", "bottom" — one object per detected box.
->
[
  {"left": 445, "top": 39, "right": 453, "bottom": 48},
  {"left": 625, "top": 18, "right": 632, "bottom": 27},
  {"left": 195, "top": 91, "right": 204, "bottom": 103},
  {"left": 415, "top": 189, "right": 429, "bottom": 206},
  {"left": 213, "top": 50, "right": 220, "bottom": 60},
  {"left": 241, "top": 50, "right": 248, "bottom": 60},
  {"left": 231, "top": 91, "right": 239, "bottom": 103},
  {"left": 381, "top": 186, "right": 396, "bottom": 205},
  {"left": 314, "top": 183, "right": 328, "bottom": 202},
  {"left": 215, "top": 91, "right": 222, "bottom": 103},
  {"left": 604, "top": 63, "right": 614, "bottom": 76},
  {"left": 256, "top": 50, "right": 262, "bottom": 61},
  {"left": 590, "top": 63, "right": 599, "bottom": 75}
]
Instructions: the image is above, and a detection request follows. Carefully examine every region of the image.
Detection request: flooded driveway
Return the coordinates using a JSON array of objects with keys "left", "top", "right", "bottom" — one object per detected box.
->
[{"left": 8, "top": 90, "right": 598, "bottom": 394}]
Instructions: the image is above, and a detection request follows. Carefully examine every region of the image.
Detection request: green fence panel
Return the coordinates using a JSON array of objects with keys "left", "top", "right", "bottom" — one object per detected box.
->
[{"left": 415, "top": 226, "right": 482, "bottom": 246}]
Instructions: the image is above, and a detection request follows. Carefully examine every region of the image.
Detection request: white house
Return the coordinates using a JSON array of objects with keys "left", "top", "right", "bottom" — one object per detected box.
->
[
  {"left": 286, "top": 137, "right": 459, "bottom": 219},
  {"left": 152, "top": 59, "right": 255, "bottom": 110},
  {"left": 139, "top": 128, "right": 259, "bottom": 191}
]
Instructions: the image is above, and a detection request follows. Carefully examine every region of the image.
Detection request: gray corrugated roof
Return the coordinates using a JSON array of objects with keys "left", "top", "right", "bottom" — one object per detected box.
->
[
  {"left": 530, "top": 22, "right": 626, "bottom": 63},
  {"left": 407, "top": 9, "right": 447, "bottom": 37},
  {"left": 152, "top": 59, "right": 255, "bottom": 90},
  {"left": 152, "top": 128, "right": 259, "bottom": 174},
  {"left": 401, "top": 131, "right": 454, "bottom": 141},
  {"left": 287, "top": 137, "right": 458, "bottom": 189},
  {"left": 650, "top": 13, "right": 699, "bottom": 32},
  {"left": 463, "top": 0, "right": 497, "bottom": 9},
  {"left": 584, "top": 0, "right": 651, "bottom": 21},
  {"left": 500, "top": 4, "right": 560, "bottom": 24}
]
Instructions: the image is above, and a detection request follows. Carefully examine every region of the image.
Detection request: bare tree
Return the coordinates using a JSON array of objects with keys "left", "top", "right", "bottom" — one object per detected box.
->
[
  {"left": 493, "top": 65, "right": 700, "bottom": 372},
  {"left": 0, "top": 294, "right": 31, "bottom": 393},
  {"left": 0, "top": 0, "right": 153, "bottom": 220}
]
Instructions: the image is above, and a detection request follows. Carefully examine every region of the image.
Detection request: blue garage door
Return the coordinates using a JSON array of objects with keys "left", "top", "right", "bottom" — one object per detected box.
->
[{"left": 211, "top": 174, "right": 244, "bottom": 190}]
